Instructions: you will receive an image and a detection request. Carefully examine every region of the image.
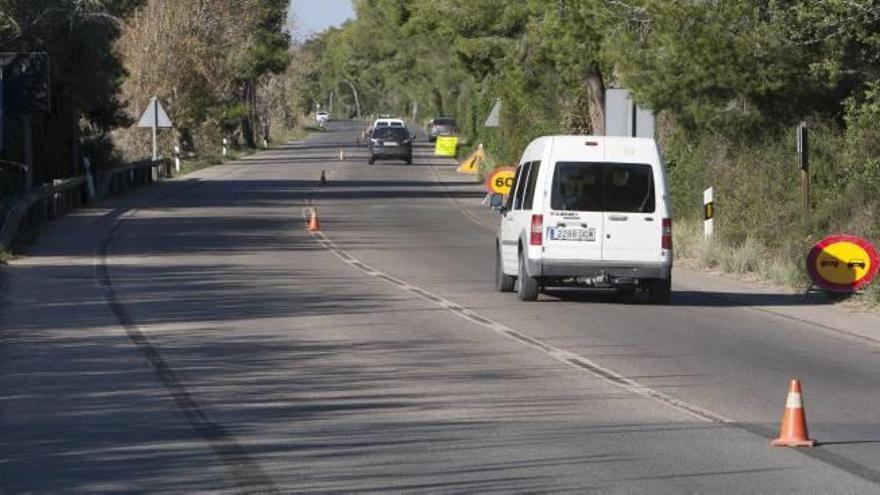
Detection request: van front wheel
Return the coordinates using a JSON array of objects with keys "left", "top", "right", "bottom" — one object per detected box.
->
[
  {"left": 647, "top": 278, "right": 671, "bottom": 305},
  {"left": 516, "top": 254, "right": 539, "bottom": 301}
]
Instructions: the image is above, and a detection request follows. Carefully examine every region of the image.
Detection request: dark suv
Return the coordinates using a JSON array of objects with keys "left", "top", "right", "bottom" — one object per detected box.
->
[{"left": 368, "top": 127, "right": 413, "bottom": 165}]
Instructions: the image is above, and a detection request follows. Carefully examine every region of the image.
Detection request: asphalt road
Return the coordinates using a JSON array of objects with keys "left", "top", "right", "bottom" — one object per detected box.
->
[{"left": 2, "top": 120, "right": 880, "bottom": 493}]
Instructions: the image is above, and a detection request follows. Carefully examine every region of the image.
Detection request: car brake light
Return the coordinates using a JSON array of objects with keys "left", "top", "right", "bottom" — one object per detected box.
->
[
  {"left": 662, "top": 218, "right": 673, "bottom": 250},
  {"left": 530, "top": 214, "right": 543, "bottom": 246}
]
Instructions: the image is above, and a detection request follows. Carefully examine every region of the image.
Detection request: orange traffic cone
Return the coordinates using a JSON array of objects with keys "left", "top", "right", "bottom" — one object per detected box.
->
[
  {"left": 308, "top": 208, "right": 321, "bottom": 232},
  {"left": 771, "top": 379, "right": 816, "bottom": 447}
]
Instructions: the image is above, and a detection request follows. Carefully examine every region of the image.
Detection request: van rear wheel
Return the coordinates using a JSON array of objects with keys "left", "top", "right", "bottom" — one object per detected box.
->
[
  {"left": 495, "top": 248, "right": 515, "bottom": 292},
  {"left": 516, "top": 254, "right": 539, "bottom": 301},
  {"left": 647, "top": 278, "right": 671, "bottom": 305}
]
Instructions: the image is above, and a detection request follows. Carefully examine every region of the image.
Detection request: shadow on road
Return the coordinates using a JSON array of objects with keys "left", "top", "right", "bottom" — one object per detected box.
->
[{"left": 542, "top": 288, "right": 835, "bottom": 308}]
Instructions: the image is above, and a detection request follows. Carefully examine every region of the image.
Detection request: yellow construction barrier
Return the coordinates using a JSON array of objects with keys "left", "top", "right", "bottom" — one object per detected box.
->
[{"left": 434, "top": 136, "right": 458, "bottom": 157}]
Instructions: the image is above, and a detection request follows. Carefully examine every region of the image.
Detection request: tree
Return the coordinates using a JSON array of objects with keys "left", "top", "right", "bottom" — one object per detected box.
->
[{"left": 1, "top": 0, "right": 144, "bottom": 182}]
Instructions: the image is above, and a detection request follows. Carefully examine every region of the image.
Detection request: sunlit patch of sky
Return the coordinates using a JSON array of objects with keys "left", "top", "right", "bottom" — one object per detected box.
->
[{"left": 288, "top": 0, "right": 355, "bottom": 41}]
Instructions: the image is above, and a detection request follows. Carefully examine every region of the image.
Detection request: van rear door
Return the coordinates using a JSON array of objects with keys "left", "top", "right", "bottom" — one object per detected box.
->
[
  {"left": 542, "top": 161, "right": 604, "bottom": 262},
  {"left": 600, "top": 159, "right": 663, "bottom": 264}
]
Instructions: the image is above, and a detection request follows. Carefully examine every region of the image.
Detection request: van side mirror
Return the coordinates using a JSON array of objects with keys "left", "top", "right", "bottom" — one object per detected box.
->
[{"left": 489, "top": 193, "right": 505, "bottom": 212}]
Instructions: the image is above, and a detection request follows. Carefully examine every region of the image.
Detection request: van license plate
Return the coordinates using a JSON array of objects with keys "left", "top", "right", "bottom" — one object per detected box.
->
[{"left": 549, "top": 227, "right": 596, "bottom": 241}]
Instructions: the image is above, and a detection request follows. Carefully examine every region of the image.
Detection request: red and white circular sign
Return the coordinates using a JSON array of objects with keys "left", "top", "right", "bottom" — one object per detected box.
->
[{"left": 806, "top": 235, "right": 879, "bottom": 292}]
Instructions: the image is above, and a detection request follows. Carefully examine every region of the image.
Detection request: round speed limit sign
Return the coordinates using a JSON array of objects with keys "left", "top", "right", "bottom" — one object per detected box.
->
[{"left": 485, "top": 167, "right": 517, "bottom": 195}]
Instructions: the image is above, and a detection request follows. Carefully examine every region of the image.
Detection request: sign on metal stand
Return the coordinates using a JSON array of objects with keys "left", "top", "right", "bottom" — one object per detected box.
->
[{"left": 137, "top": 96, "right": 173, "bottom": 161}]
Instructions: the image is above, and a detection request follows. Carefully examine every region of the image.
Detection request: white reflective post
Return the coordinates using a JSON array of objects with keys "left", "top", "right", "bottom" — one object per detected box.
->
[{"left": 704, "top": 187, "right": 714, "bottom": 238}]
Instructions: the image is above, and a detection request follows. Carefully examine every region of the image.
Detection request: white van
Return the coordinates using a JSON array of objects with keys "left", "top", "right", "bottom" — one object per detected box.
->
[
  {"left": 491, "top": 136, "right": 673, "bottom": 303},
  {"left": 371, "top": 118, "right": 406, "bottom": 129}
]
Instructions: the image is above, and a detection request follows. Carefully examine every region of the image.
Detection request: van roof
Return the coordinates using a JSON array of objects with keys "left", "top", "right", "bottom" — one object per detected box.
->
[
  {"left": 520, "top": 135, "right": 659, "bottom": 165},
  {"left": 547, "top": 135, "right": 655, "bottom": 145}
]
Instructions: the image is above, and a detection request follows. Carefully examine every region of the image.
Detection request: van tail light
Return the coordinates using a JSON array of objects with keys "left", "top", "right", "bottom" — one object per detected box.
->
[
  {"left": 662, "top": 218, "right": 673, "bottom": 250},
  {"left": 530, "top": 214, "right": 544, "bottom": 246}
]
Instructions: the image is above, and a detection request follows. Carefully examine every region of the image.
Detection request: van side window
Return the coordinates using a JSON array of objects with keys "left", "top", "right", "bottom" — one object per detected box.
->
[
  {"left": 513, "top": 162, "right": 531, "bottom": 210},
  {"left": 522, "top": 161, "right": 541, "bottom": 210},
  {"left": 506, "top": 165, "right": 523, "bottom": 210}
]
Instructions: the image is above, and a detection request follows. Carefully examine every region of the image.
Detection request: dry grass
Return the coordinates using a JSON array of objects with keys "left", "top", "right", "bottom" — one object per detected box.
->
[{"left": 675, "top": 218, "right": 812, "bottom": 291}]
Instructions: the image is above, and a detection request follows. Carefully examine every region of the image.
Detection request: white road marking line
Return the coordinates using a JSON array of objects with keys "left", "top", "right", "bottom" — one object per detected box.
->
[{"left": 309, "top": 229, "right": 733, "bottom": 425}]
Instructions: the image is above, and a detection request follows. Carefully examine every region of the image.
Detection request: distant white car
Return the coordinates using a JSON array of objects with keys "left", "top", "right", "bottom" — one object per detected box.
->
[
  {"left": 371, "top": 118, "right": 405, "bottom": 129},
  {"left": 316, "top": 111, "right": 329, "bottom": 127}
]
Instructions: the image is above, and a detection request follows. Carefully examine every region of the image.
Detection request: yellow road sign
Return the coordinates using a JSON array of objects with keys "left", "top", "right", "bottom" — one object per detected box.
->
[
  {"left": 807, "top": 235, "right": 878, "bottom": 292},
  {"left": 457, "top": 145, "right": 485, "bottom": 174},
  {"left": 485, "top": 167, "right": 516, "bottom": 195},
  {"left": 434, "top": 136, "right": 458, "bottom": 157}
]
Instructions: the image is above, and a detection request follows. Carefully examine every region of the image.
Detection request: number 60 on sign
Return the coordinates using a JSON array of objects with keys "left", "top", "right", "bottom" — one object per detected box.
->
[{"left": 485, "top": 167, "right": 517, "bottom": 195}]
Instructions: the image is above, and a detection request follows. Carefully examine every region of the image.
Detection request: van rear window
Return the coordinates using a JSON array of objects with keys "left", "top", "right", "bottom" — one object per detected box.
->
[{"left": 551, "top": 162, "right": 655, "bottom": 213}]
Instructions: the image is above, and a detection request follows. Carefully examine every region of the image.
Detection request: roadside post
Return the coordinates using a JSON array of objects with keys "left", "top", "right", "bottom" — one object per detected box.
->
[
  {"left": 703, "top": 187, "right": 714, "bottom": 238},
  {"left": 222, "top": 138, "right": 228, "bottom": 157},
  {"left": 173, "top": 145, "right": 180, "bottom": 173},
  {"left": 83, "top": 156, "right": 96, "bottom": 201},
  {"left": 797, "top": 122, "right": 810, "bottom": 222}
]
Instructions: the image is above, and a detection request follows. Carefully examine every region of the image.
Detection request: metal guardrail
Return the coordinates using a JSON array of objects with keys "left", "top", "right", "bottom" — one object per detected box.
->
[{"left": 0, "top": 159, "right": 172, "bottom": 250}]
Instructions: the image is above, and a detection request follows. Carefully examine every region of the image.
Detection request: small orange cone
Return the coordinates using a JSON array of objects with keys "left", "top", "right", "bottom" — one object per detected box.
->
[
  {"left": 771, "top": 379, "right": 816, "bottom": 447},
  {"left": 308, "top": 208, "right": 321, "bottom": 232}
]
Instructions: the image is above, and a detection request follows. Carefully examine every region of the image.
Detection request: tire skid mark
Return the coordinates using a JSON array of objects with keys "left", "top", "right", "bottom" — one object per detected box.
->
[{"left": 97, "top": 167, "right": 280, "bottom": 494}]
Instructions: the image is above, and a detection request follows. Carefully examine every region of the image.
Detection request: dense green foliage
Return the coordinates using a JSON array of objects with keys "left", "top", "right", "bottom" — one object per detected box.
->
[
  {"left": 304, "top": 0, "right": 880, "bottom": 293},
  {"left": 0, "top": 0, "right": 294, "bottom": 187},
  {"left": 0, "top": 0, "right": 145, "bottom": 183}
]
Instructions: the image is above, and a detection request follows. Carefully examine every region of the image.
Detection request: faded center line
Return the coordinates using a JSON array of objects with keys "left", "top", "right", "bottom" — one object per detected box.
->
[{"left": 304, "top": 224, "right": 731, "bottom": 425}]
